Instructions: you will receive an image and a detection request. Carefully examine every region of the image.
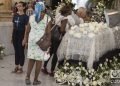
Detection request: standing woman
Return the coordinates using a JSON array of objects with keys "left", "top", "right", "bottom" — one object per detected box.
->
[
  {"left": 12, "top": 1, "right": 29, "bottom": 73},
  {"left": 23, "top": 1, "right": 51, "bottom": 85}
]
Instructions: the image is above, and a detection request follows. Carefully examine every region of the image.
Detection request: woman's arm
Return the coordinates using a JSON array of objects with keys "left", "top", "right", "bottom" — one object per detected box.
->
[
  {"left": 22, "top": 23, "right": 31, "bottom": 47},
  {"left": 60, "top": 19, "right": 68, "bottom": 35}
]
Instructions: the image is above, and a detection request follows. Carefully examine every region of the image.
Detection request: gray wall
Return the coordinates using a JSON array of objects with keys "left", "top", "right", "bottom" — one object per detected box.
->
[{"left": 0, "top": 22, "right": 14, "bottom": 55}]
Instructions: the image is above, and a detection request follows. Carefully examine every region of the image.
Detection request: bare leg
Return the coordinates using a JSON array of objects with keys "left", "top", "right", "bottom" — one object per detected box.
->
[
  {"left": 34, "top": 60, "right": 42, "bottom": 81},
  {"left": 26, "top": 59, "right": 35, "bottom": 79}
]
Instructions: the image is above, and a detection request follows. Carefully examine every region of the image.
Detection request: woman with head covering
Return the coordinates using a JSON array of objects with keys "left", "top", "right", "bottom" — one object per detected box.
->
[{"left": 23, "top": 1, "right": 51, "bottom": 85}]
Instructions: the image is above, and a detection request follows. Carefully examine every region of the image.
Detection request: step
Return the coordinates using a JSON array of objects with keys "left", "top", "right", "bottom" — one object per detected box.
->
[
  {"left": 0, "top": 10, "right": 12, "bottom": 16},
  {"left": 0, "top": 16, "right": 12, "bottom": 22}
]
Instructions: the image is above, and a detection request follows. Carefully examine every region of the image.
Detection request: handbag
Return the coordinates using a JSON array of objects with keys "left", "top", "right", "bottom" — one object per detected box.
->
[
  {"left": 36, "top": 33, "right": 51, "bottom": 51},
  {"left": 36, "top": 16, "right": 63, "bottom": 51}
]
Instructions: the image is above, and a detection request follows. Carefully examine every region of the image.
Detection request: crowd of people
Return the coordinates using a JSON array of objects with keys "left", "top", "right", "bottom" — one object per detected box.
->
[{"left": 11, "top": 0, "right": 89, "bottom": 85}]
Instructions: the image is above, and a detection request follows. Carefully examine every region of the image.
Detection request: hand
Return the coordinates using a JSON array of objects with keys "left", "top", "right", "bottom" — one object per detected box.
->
[
  {"left": 22, "top": 39, "right": 26, "bottom": 46},
  {"left": 46, "top": 47, "right": 50, "bottom": 54}
]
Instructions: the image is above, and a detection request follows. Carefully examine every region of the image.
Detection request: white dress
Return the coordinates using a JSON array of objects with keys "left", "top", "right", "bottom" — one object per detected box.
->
[{"left": 27, "top": 14, "right": 51, "bottom": 61}]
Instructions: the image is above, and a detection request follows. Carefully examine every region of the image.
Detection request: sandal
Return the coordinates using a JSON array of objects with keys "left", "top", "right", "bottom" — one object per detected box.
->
[
  {"left": 12, "top": 67, "right": 19, "bottom": 73},
  {"left": 17, "top": 68, "right": 23, "bottom": 74},
  {"left": 25, "top": 79, "right": 31, "bottom": 85},
  {"left": 33, "top": 80, "right": 41, "bottom": 85}
]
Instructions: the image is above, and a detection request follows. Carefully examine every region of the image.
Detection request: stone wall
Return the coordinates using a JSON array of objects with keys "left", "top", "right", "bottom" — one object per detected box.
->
[{"left": 0, "top": 22, "right": 14, "bottom": 55}]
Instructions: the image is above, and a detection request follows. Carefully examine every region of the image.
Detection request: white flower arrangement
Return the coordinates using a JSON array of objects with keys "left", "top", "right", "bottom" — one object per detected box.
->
[
  {"left": 0, "top": 43, "right": 5, "bottom": 60},
  {"left": 55, "top": 54, "right": 120, "bottom": 86},
  {"left": 69, "top": 22, "right": 109, "bottom": 38},
  {"left": 91, "top": 1, "right": 106, "bottom": 22}
]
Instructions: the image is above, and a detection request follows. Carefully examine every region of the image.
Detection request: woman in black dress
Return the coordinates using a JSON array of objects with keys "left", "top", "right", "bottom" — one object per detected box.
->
[{"left": 12, "top": 1, "right": 29, "bottom": 73}]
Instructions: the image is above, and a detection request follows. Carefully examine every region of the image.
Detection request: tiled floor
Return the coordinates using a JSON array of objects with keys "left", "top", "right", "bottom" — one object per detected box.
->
[{"left": 0, "top": 55, "right": 60, "bottom": 86}]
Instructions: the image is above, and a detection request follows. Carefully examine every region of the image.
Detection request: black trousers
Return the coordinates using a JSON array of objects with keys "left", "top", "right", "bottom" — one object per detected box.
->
[
  {"left": 12, "top": 29, "right": 25, "bottom": 66},
  {"left": 43, "top": 39, "right": 61, "bottom": 72}
]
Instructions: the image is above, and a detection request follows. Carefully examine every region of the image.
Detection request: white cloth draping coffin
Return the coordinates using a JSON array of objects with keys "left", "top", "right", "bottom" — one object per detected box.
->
[{"left": 57, "top": 28, "right": 115, "bottom": 69}]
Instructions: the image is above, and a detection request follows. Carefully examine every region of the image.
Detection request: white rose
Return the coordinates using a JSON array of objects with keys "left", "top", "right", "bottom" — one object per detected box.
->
[
  {"left": 84, "top": 23, "right": 89, "bottom": 27},
  {"left": 100, "top": 64, "right": 102, "bottom": 67},
  {"left": 83, "top": 80, "right": 87, "bottom": 85},
  {"left": 55, "top": 74, "right": 58, "bottom": 78},
  {"left": 88, "top": 70, "right": 91, "bottom": 73},
  {"left": 115, "top": 58, "right": 118, "bottom": 61},
  {"left": 97, "top": 81, "right": 102, "bottom": 85},
  {"left": 83, "top": 78, "right": 89, "bottom": 85},
  {"left": 106, "top": 59, "right": 108, "bottom": 62},
  {"left": 93, "top": 77, "right": 96, "bottom": 80},
  {"left": 70, "top": 67, "right": 73, "bottom": 70},
  {"left": 109, "top": 60, "right": 112, "bottom": 63},
  {"left": 64, "top": 66, "right": 67, "bottom": 70},
  {"left": 80, "top": 24, "right": 84, "bottom": 27},
  {"left": 92, "top": 81, "right": 97, "bottom": 86},
  {"left": 71, "top": 25, "right": 78, "bottom": 30},
  {"left": 72, "top": 83, "right": 75, "bottom": 86},
  {"left": 63, "top": 74, "right": 67, "bottom": 78},
  {"left": 83, "top": 31, "right": 88, "bottom": 35},
  {"left": 91, "top": 73, "right": 94, "bottom": 75},
  {"left": 74, "top": 33, "right": 81, "bottom": 38},
  {"left": 82, "top": 67, "right": 85, "bottom": 71},
  {"left": 88, "top": 33, "right": 95, "bottom": 38},
  {"left": 86, "top": 72, "right": 88, "bottom": 75},
  {"left": 119, "top": 53, "right": 120, "bottom": 56},
  {"left": 79, "top": 62, "right": 82, "bottom": 65},
  {"left": 1, "top": 51, "right": 4, "bottom": 54},
  {"left": 85, "top": 78, "right": 89, "bottom": 82},
  {"left": 66, "top": 63, "right": 69, "bottom": 66},
  {"left": 76, "top": 67, "right": 80, "bottom": 70},
  {"left": 86, "top": 84, "right": 89, "bottom": 86},
  {"left": 89, "top": 26, "right": 95, "bottom": 31},
  {"left": 57, "top": 79, "right": 62, "bottom": 82},
  {"left": 91, "top": 69, "right": 95, "bottom": 72}
]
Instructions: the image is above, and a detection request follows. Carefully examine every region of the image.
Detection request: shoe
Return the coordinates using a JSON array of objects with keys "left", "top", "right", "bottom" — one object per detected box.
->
[
  {"left": 17, "top": 68, "right": 23, "bottom": 74},
  {"left": 41, "top": 68, "right": 49, "bottom": 74},
  {"left": 33, "top": 80, "right": 41, "bottom": 85},
  {"left": 49, "top": 72, "right": 54, "bottom": 77},
  {"left": 12, "top": 67, "right": 19, "bottom": 73},
  {"left": 25, "top": 79, "right": 31, "bottom": 85}
]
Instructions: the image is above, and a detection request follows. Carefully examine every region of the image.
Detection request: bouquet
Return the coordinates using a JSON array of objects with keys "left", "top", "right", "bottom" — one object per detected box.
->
[
  {"left": 55, "top": 55, "right": 120, "bottom": 86},
  {"left": 69, "top": 22, "right": 109, "bottom": 38}
]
